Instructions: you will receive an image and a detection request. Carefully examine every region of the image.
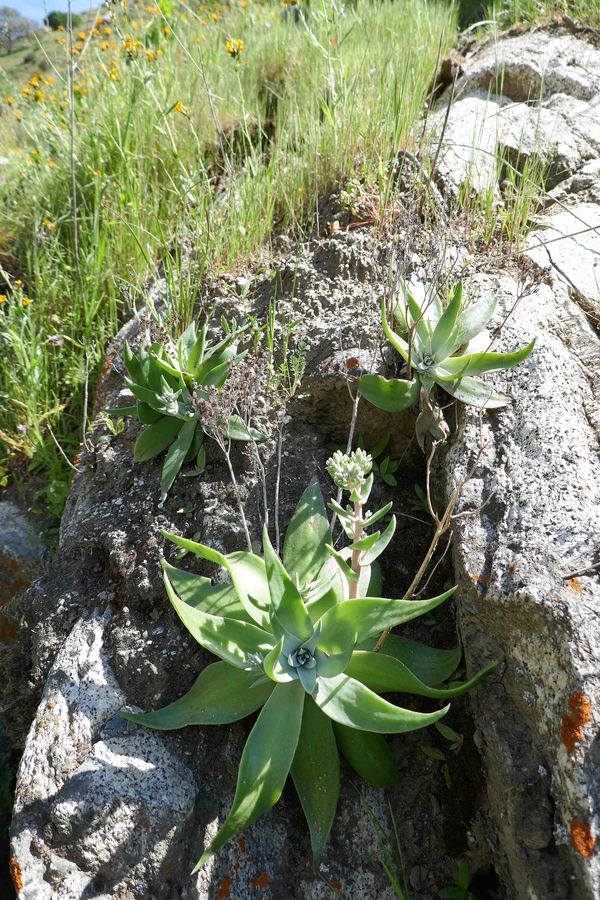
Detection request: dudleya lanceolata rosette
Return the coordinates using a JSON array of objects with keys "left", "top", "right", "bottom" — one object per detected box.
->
[
  {"left": 122, "top": 468, "right": 496, "bottom": 869},
  {"left": 358, "top": 279, "right": 535, "bottom": 447}
]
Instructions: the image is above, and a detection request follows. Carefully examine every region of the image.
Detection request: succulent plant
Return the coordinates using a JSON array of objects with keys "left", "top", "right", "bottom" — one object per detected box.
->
[
  {"left": 122, "top": 479, "right": 496, "bottom": 869},
  {"left": 358, "top": 280, "right": 535, "bottom": 447},
  {"left": 108, "top": 321, "right": 264, "bottom": 498}
]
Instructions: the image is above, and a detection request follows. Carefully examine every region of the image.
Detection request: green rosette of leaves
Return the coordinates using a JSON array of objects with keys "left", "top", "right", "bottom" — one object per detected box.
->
[
  {"left": 121, "top": 481, "right": 496, "bottom": 869},
  {"left": 108, "top": 321, "right": 264, "bottom": 498},
  {"left": 358, "top": 280, "right": 535, "bottom": 447}
]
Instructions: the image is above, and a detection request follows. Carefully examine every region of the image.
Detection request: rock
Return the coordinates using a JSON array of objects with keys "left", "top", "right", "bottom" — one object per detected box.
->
[
  {"left": 11, "top": 611, "right": 198, "bottom": 899},
  {"left": 526, "top": 202, "right": 600, "bottom": 306},
  {"left": 432, "top": 29, "right": 600, "bottom": 195},
  {"left": 445, "top": 271, "right": 600, "bottom": 899},
  {"left": 0, "top": 501, "right": 43, "bottom": 605}
]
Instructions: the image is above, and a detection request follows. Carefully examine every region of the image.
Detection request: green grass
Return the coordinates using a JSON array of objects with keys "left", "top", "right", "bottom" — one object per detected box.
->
[
  {"left": 487, "top": 0, "right": 600, "bottom": 28},
  {"left": 0, "top": 0, "right": 456, "bottom": 521}
]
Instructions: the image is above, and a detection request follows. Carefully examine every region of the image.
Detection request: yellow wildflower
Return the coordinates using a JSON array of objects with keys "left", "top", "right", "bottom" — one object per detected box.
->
[
  {"left": 43, "top": 218, "right": 56, "bottom": 229},
  {"left": 92, "top": 28, "right": 100, "bottom": 37},
  {"left": 15, "top": 110, "right": 22, "bottom": 121},
  {"left": 4, "top": 96, "right": 14, "bottom": 106},
  {"left": 103, "top": 26, "right": 111, "bottom": 35},
  {"left": 78, "top": 31, "right": 86, "bottom": 40},
  {"left": 225, "top": 38, "right": 244, "bottom": 58},
  {"left": 47, "top": 159, "right": 55, "bottom": 167},
  {"left": 34, "top": 90, "right": 45, "bottom": 102},
  {"left": 99, "top": 40, "right": 109, "bottom": 50},
  {"left": 15, "top": 280, "right": 23, "bottom": 286},
  {"left": 0, "top": 294, "right": 6, "bottom": 304},
  {"left": 22, "top": 85, "right": 30, "bottom": 99},
  {"left": 22, "top": 297, "right": 33, "bottom": 307},
  {"left": 45, "top": 75, "right": 56, "bottom": 85},
  {"left": 146, "top": 49, "right": 155, "bottom": 61},
  {"left": 174, "top": 101, "right": 188, "bottom": 114}
]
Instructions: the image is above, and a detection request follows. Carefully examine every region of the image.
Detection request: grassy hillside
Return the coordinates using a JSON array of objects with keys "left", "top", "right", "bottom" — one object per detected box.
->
[{"left": 0, "top": 0, "right": 597, "bottom": 524}]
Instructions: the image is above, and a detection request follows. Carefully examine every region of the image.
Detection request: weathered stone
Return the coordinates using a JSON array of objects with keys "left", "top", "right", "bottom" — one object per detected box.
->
[
  {"left": 526, "top": 202, "right": 600, "bottom": 306},
  {"left": 445, "top": 272, "right": 600, "bottom": 899},
  {"left": 433, "top": 29, "right": 600, "bottom": 195},
  {"left": 0, "top": 502, "right": 43, "bottom": 605}
]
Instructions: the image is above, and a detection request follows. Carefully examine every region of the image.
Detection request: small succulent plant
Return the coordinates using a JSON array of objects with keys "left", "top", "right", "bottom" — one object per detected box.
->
[
  {"left": 122, "top": 473, "right": 495, "bottom": 869},
  {"left": 108, "top": 321, "right": 264, "bottom": 498},
  {"left": 358, "top": 280, "right": 535, "bottom": 447}
]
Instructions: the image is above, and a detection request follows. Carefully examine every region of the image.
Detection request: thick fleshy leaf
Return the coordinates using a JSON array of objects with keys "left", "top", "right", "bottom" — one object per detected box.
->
[
  {"left": 434, "top": 374, "right": 508, "bottom": 409},
  {"left": 358, "top": 634, "right": 461, "bottom": 685},
  {"left": 162, "top": 533, "right": 270, "bottom": 626},
  {"left": 160, "top": 417, "right": 198, "bottom": 497},
  {"left": 381, "top": 298, "right": 409, "bottom": 362},
  {"left": 333, "top": 723, "right": 396, "bottom": 788},
  {"left": 434, "top": 340, "right": 535, "bottom": 380},
  {"left": 449, "top": 291, "right": 497, "bottom": 352},
  {"left": 358, "top": 374, "right": 419, "bottom": 413},
  {"left": 345, "top": 652, "right": 499, "bottom": 698},
  {"left": 403, "top": 286, "right": 431, "bottom": 344},
  {"left": 316, "top": 588, "right": 456, "bottom": 654},
  {"left": 137, "top": 401, "right": 162, "bottom": 425},
  {"left": 263, "top": 637, "right": 295, "bottom": 683},
  {"left": 325, "top": 544, "right": 359, "bottom": 582},
  {"left": 196, "top": 681, "right": 305, "bottom": 869},
  {"left": 361, "top": 515, "right": 396, "bottom": 566},
  {"left": 121, "top": 662, "right": 273, "bottom": 729},
  {"left": 291, "top": 698, "right": 340, "bottom": 864},
  {"left": 226, "top": 415, "right": 266, "bottom": 442},
  {"left": 263, "top": 527, "right": 312, "bottom": 641},
  {"left": 164, "top": 571, "right": 274, "bottom": 669},
  {"left": 362, "top": 502, "right": 393, "bottom": 529},
  {"left": 313, "top": 673, "right": 449, "bottom": 733},
  {"left": 430, "top": 282, "right": 463, "bottom": 360},
  {"left": 161, "top": 560, "right": 250, "bottom": 621},
  {"left": 133, "top": 416, "right": 183, "bottom": 462},
  {"left": 316, "top": 644, "right": 355, "bottom": 678},
  {"left": 283, "top": 481, "right": 330, "bottom": 588}
]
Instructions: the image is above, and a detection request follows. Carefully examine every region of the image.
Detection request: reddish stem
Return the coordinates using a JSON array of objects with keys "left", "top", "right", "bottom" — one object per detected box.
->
[{"left": 349, "top": 499, "right": 362, "bottom": 599}]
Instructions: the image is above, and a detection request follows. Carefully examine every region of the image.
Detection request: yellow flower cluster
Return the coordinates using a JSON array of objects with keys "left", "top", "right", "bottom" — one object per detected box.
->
[{"left": 226, "top": 38, "right": 244, "bottom": 58}]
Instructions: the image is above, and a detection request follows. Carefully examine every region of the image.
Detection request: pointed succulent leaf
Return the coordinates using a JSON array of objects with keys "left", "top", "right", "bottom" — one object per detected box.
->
[
  {"left": 313, "top": 673, "right": 449, "bottom": 733},
  {"left": 106, "top": 405, "right": 137, "bottom": 417},
  {"left": 333, "top": 723, "right": 396, "bottom": 788},
  {"left": 196, "top": 682, "right": 305, "bottom": 870},
  {"left": 161, "top": 559, "right": 251, "bottom": 621},
  {"left": 381, "top": 298, "right": 410, "bottom": 362},
  {"left": 358, "top": 374, "right": 419, "bottom": 413},
  {"left": 434, "top": 374, "right": 508, "bottom": 409},
  {"left": 315, "top": 643, "right": 355, "bottom": 678},
  {"left": 449, "top": 291, "right": 497, "bottom": 352},
  {"left": 361, "top": 515, "right": 396, "bottom": 566},
  {"left": 362, "top": 501, "right": 393, "bottom": 529},
  {"left": 351, "top": 530, "right": 381, "bottom": 551},
  {"left": 324, "top": 545, "right": 359, "bottom": 582},
  {"left": 187, "top": 323, "right": 207, "bottom": 372},
  {"left": 430, "top": 281, "right": 463, "bottom": 360},
  {"left": 283, "top": 481, "right": 330, "bottom": 588},
  {"left": 291, "top": 698, "right": 340, "bottom": 865},
  {"left": 263, "top": 527, "right": 312, "bottom": 641},
  {"left": 226, "top": 415, "right": 266, "bottom": 442},
  {"left": 126, "top": 380, "right": 168, "bottom": 412},
  {"left": 263, "top": 637, "right": 295, "bottom": 683},
  {"left": 162, "top": 532, "right": 270, "bottom": 626},
  {"left": 435, "top": 340, "right": 535, "bottom": 380},
  {"left": 164, "top": 571, "right": 274, "bottom": 669},
  {"left": 137, "top": 401, "right": 162, "bottom": 425},
  {"left": 124, "top": 342, "right": 143, "bottom": 381},
  {"left": 358, "top": 634, "right": 461, "bottom": 685},
  {"left": 316, "top": 588, "right": 456, "bottom": 654},
  {"left": 121, "top": 662, "right": 273, "bottom": 729},
  {"left": 346, "top": 651, "right": 499, "bottom": 698},
  {"left": 402, "top": 284, "right": 431, "bottom": 344},
  {"left": 133, "top": 416, "right": 183, "bottom": 462},
  {"left": 160, "top": 417, "right": 198, "bottom": 498},
  {"left": 297, "top": 664, "right": 318, "bottom": 694}
]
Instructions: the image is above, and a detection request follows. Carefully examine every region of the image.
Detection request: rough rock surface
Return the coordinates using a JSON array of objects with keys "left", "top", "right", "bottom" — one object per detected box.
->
[
  {"left": 0, "top": 501, "right": 43, "bottom": 604},
  {"left": 436, "top": 24, "right": 600, "bottom": 900},
  {"left": 3, "top": 231, "right": 472, "bottom": 899}
]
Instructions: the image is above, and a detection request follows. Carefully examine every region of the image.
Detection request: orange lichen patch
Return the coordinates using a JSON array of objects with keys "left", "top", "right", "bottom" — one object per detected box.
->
[
  {"left": 345, "top": 357, "right": 360, "bottom": 369},
  {"left": 570, "top": 818, "right": 596, "bottom": 858},
  {"left": 237, "top": 835, "right": 247, "bottom": 854},
  {"left": 331, "top": 880, "right": 343, "bottom": 890},
  {"left": 561, "top": 693, "right": 592, "bottom": 754},
  {"left": 566, "top": 577, "right": 583, "bottom": 594},
  {"left": 250, "top": 871, "right": 271, "bottom": 889},
  {"left": 9, "top": 857, "right": 23, "bottom": 892},
  {"left": 217, "top": 877, "right": 232, "bottom": 899},
  {"left": 102, "top": 351, "right": 115, "bottom": 376}
]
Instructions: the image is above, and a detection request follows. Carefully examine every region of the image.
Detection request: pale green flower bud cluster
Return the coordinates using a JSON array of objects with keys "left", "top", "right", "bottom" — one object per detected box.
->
[{"left": 326, "top": 448, "right": 372, "bottom": 492}]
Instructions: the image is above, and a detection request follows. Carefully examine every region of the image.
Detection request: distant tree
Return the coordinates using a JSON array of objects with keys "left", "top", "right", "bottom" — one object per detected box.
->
[
  {"left": 0, "top": 7, "right": 36, "bottom": 54},
  {"left": 45, "top": 11, "right": 82, "bottom": 31}
]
